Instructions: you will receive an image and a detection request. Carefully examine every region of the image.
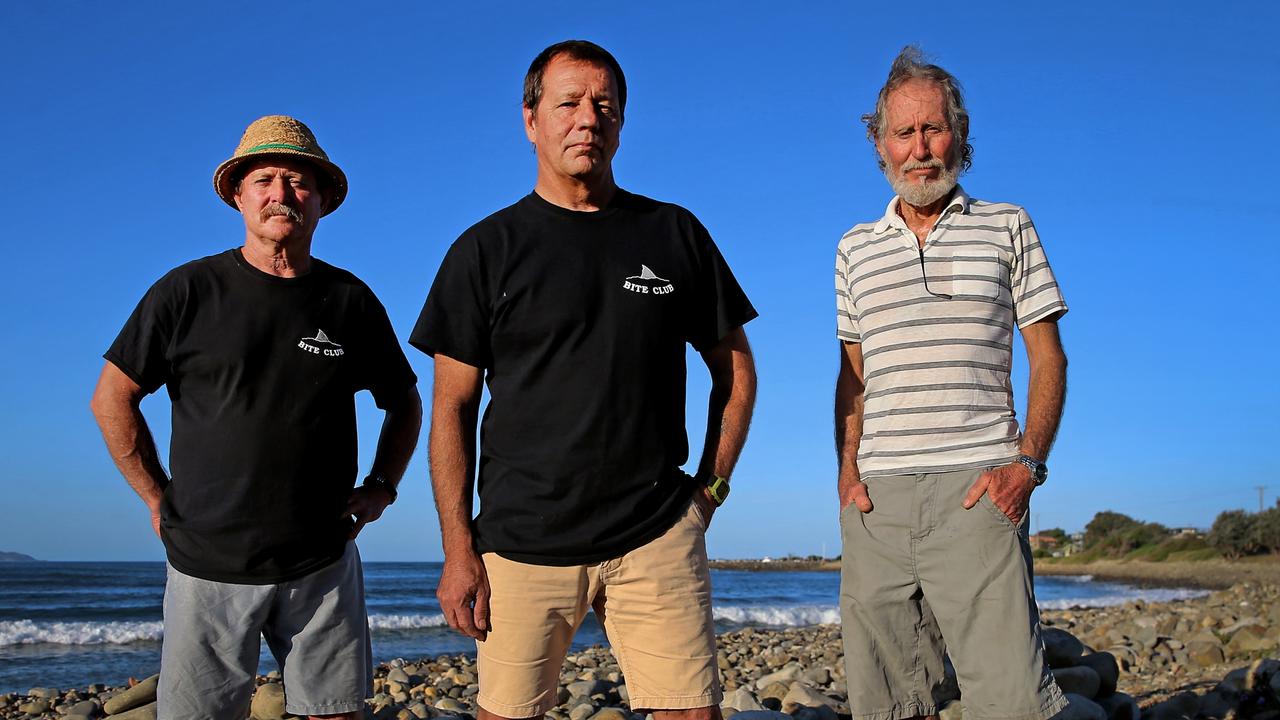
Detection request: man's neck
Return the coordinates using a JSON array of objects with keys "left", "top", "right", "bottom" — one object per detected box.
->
[
  {"left": 896, "top": 191, "right": 954, "bottom": 246},
  {"left": 241, "top": 235, "right": 313, "bottom": 277},
  {"left": 533, "top": 171, "right": 618, "bottom": 212}
]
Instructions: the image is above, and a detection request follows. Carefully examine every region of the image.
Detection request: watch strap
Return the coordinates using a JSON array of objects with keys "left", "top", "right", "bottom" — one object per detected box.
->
[
  {"left": 705, "top": 474, "right": 730, "bottom": 506},
  {"left": 363, "top": 474, "right": 398, "bottom": 503}
]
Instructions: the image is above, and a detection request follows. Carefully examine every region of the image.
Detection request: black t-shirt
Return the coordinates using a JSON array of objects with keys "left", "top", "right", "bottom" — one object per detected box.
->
[
  {"left": 105, "top": 249, "right": 416, "bottom": 584},
  {"left": 411, "top": 190, "right": 757, "bottom": 565}
]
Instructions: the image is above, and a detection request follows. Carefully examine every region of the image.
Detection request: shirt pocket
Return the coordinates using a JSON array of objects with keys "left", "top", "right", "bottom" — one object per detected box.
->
[{"left": 950, "top": 250, "right": 1006, "bottom": 299}]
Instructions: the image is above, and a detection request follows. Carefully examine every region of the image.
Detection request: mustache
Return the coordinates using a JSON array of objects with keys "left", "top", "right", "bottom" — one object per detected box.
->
[
  {"left": 260, "top": 203, "right": 305, "bottom": 223},
  {"left": 900, "top": 158, "right": 946, "bottom": 172}
]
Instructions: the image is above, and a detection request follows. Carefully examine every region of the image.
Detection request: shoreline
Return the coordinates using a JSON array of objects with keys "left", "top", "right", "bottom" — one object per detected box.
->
[
  {"left": 5, "top": 584, "right": 1278, "bottom": 719},
  {"left": 711, "top": 556, "right": 1280, "bottom": 592}
]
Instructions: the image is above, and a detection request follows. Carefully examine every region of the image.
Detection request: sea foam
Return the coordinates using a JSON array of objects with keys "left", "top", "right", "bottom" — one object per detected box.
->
[
  {"left": 713, "top": 605, "right": 841, "bottom": 626},
  {"left": 0, "top": 620, "right": 163, "bottom": 646},
  {"left": 367, "top": 613, "right": 449, "bottom": 630}
]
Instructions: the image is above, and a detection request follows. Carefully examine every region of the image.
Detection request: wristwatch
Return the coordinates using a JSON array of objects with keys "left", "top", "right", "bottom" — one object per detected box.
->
[
  {"left": 362, "top": 473, "right": 398, "bottom": 503},
  {"left": 704, "top": 474, "right": 731, "bottom": 506},
  {"left": 1015, "top": 455, "right": 1048, "bottom": 486}
]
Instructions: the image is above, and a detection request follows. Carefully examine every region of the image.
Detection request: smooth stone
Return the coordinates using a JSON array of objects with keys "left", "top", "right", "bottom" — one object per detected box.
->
[
  {"left": 406, "top": 702, "right": 432, "bottom": 719},
  {"left": 729, "top": 712, "right": 792, "bottom": 720},
  {"left": 26, "top": 687, "right": 59, "bottom": 699},
  {"left": 757, "top": 681, "right": 790, "bottom": 703},
  {"left": 938, "top": 700, "right": 963, "bottom": 720},
  {"left": 104, "top": 675, "right": 160, "bottom": 716},
  {"left": 112, "top": 701, "right": 159, "bottom": 720},
  {"left": 17, "top": 699, "right": 51, "bottom": 715},
  {"left": 435, "top": 697, "right": 470, "bottom": 713},
  {"left": 724, "top": 686, "right": 764, "bottom": 712},
  {"left": 250, "top": 682, "right": 288, "bottom": 720},
  {"left": 781, "top": 683, "right": 842, "bottom": 713},
  {"left": 1053, "top": 666, "right": 1102, "bottom": 699},
  {"left": 1146, "top": 692, "right": 1199, "bottom": 720},
  {"left": 801, "top": 667, "right": 831, "bottom": 686},
  {"left": 754, "top": 666, "right": 802, "bottom": 690},
  {"left": 568, "top": 680, "right": 610, "bottom": 698},
  {"left": 1077, "top": 652, "right": 1119, "bottom": 697},
  {"left": 1188, "top": 640, "right": 1227, "bottom": 668},
  {"left": 1057, "top": 693, "right": 1107, "bottom": 720},
  {"left": 1043, "top": 628, "right": 1085, "bottom": 668},
  {"left": 1227, "top": 628, "right": 1272, "bottom": 654},
  {"left": 68, "top": 699, "right": 99, "bottom": 716},
  {"left": 1095, "top": 692, "right": 1140, "bottom": 720},
  {"left": 588, "top": 708, "right": 630, "bottom": 720},
  {"left": 569, "top": 702, "right": 598, "bottom": 720},
  {"left": 387, "top": 668, "right": 412, "bottom": 684}
]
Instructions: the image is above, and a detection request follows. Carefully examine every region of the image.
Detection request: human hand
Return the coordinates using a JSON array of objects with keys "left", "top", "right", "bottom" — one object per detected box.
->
[
  {"left": 839, "top": 477, "right": 873, "bottom": 513},
  {"left": 345, "top": 485, "right": 393, "bottom": 540},
  {"left": 961, "top": 462, "right": 1036, "bottom": 523},
  {"left": 437, "top": 548, "right": 490, "bottom": 641},
  {"left": 693, "top": 487, "right": 718, "bottom": 529}
]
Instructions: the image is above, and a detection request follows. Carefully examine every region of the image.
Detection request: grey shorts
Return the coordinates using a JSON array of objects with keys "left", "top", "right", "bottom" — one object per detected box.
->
[
  {"left": 158, "top": 542, "right": 372, "bottom": 719},
  {"left": 839, "top": 468, "right": 1067, "bottom": 720}
]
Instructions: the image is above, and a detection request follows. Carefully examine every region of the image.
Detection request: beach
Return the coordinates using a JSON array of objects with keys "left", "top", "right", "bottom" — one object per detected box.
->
[{"left": 3, "top": 575, "right": 1278, "bottom": 719}]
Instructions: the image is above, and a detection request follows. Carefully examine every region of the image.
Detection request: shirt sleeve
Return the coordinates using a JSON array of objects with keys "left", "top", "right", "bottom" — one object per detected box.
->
[
  {"left": 103, "top": 273, "right": 182, "bottom": 394},
  {"left": 409, "top": 233, "right": 493, "bottom": 369},
  {"left": 1010, "top": 208, "right": 1068, "bottom": 327},
  {"left": 686, "top": 215, "right": 758, "bottom": 352},
  {"left": 355, "top": 291, "right": 418, "bottom": 409},
  {"left": 835, "top": 243, "right": 861, "bottom": 342}
]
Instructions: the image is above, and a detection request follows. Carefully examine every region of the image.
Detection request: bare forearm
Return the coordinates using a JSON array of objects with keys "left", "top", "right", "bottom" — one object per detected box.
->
[
  {"left": 429, "top": 405, "right": 479, "bottom": 555},
  {"left": 370, "top": 388, "right": 423, "bottom": 487},
  {"left": 697, "top": 331, "right": 756, "bottom": 479},
  {"left": 91, "top": 397, "right": 168, "bottom": 512},
  {"left": 1020, "top": 357, "right": 1066, "bottom": 461},
  {"left": 1019, "top": 328, "right": 1068, "bottom": 461},
  {"left": 835, "top": 343, "right": 866, "bottom": 491}
]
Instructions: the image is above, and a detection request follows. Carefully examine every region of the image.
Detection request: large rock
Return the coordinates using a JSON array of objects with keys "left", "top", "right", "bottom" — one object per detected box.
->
[
  {"left": 111, "top": 701, "right": 158, "bottom": 720},
  {"left": 1226, "top": 628, "right": 1272, "bottom": 654},
  {"left": 1043, "top": 628, "right": 1085, "bottom": 668},
  {"left": 1145, "top": 691, "right": 1199, "bottom": 720},
  {"left": 754, "top": 666, "right": 802, "bottom": 690},
  {"left": 723, "top": 687, "right": 764, "bottom": 713},
  {"left": 1057, "top": 694, "right": 1107, "bottom": 720},
  {"left": 250, "top": 682, "right": 288, "bottom": 720},
  {"left": 757, "top": 681, "right": 790, "bottom": 703},
  {"left": 1077, "top": 652, "right": 1119, "bottom": 697},
  {"left": 1053, "top": 666, "right": 1101, "bottom": 699},
  {"left": 729, "top": 712, "right": 791, "bottom": 720},
  {"left": 1095, "top": 692, "right": 1140, "bottom": 720},
  {"left": 104, "top": 674, "right": 159, "bottom": 715},
  {"left": 567, "top": 680, "right": 611, "bottom": 698},
  {"left": 1187, "top": 640, "right": 1226, "bottom": 668},
  {"left": 781, "top": 683, "right": 842, "bottom": 713}
]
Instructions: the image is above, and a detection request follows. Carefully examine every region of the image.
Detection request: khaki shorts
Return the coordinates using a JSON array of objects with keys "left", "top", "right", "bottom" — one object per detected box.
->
[
  {"left": 839, "top": 468, "right": 1067, "bottom": 720},
  {"left": 477, "top": 499, "right": 721, "bottom": 717}
]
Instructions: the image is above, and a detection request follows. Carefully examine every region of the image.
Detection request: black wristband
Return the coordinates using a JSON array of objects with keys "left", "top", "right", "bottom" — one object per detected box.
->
[{"left": 362, "top": 474, "right": 398, "bottom": 504}]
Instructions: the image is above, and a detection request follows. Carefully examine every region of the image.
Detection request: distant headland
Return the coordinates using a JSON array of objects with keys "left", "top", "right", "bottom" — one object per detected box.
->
[{"left": 0, "top": 551, "right": 37, "bottom": 562}]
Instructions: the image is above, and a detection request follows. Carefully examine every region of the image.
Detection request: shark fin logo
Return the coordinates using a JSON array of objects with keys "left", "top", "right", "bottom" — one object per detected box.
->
[
  {"left": 622, "top": 265, "right": 675, "bottom": 296},
  {"left": 298, "top": 329, "right": 345, "bottom": 357}
]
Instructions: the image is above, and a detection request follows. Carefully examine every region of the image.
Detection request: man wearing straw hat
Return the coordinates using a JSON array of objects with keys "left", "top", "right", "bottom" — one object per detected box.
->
[
  {"left": 90, "top": 115, "right": 422, "bottom": 720},
  {"left": 412, "top": 40, "right": 757, "bottom": 720}
]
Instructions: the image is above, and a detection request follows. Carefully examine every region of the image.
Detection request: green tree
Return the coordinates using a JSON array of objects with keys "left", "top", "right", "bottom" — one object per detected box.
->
[
  {"left": 1253, "top": 507, "right": 1280, "bottom": 555},
  {"left": 1208, "top": 510, "right": 1258, "bottom": 560},
  {"left": 1084, "top": 511, "right": 1140, "bottom": 550}
]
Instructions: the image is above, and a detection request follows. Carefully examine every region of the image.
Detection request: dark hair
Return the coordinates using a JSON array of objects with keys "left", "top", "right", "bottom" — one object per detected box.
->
[
  {"left": 862, "top": 45, "right": 973, "bottom": 173},
  {"left": 523, "top": 40, "right": 627, "bottom": 115}
]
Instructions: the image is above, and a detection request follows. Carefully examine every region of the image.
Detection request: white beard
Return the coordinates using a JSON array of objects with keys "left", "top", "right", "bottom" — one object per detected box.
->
[{"left": 886, "top": 158, "right": 959, "bottom": 208}]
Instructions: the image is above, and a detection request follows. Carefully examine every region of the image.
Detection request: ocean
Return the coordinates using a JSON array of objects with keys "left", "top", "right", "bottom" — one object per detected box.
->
[{"left": 0, "top": 562, "right": 1207, "bottom": 694}]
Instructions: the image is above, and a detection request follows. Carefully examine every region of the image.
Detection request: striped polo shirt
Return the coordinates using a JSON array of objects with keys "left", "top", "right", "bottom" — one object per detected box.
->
[{"left": 835, "top": 186, "right": 1067, "bottom": 478}]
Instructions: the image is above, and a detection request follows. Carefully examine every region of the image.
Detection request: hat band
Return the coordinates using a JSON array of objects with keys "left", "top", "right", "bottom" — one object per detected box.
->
[{"left": 243, "top": 142, "right": 313, "bottom": 154}]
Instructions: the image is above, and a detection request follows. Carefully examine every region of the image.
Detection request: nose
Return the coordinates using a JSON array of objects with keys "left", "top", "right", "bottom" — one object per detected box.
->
[
  {"left": 267, "top": 175, "right": 291, "bottom": 203},
  {"left": 911, "top": 130, "right": 930, "bottom": 160},
  {"left": 574, "top": 101, "right": 599, "bottom": 130}
]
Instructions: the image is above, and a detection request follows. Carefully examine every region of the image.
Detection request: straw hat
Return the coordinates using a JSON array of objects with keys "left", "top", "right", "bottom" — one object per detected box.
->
[{"left": 213, "top": 115, "right": 348, "bottom": 216}]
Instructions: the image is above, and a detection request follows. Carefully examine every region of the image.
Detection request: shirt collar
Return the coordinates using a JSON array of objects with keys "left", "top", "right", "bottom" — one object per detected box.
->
[{"left": 873, "top": 185, "right": 971, "bottom": 234}]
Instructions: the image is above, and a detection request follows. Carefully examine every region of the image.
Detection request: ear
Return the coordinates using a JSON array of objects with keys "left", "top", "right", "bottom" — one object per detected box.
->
[{"left": 523, "top": 105, "right": 537, "bottom": 144}]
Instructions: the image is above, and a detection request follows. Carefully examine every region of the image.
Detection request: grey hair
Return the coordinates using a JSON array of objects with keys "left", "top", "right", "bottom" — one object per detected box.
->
[{"left": 862, "top": 46, "right": 973, "bottom": 173}]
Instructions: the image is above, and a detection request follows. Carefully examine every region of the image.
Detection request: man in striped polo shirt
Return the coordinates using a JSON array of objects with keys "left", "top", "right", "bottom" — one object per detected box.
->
[{"left": 834, "top": 47, "right": 1070, "bottom": 720}]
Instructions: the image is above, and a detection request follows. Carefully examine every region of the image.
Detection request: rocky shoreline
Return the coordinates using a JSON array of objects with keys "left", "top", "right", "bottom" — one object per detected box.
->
[{"left": 5, "top": 583, "right": 1279, "bottom": 720}]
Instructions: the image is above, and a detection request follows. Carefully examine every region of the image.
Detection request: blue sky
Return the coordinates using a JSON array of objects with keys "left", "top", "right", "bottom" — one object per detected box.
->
[{"left": 2, "top": 1, "right": 1277, "bottom": 561}]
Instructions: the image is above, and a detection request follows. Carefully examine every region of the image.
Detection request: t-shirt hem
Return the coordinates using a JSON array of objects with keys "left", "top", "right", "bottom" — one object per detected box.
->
[
  {"left": 859, "top": 454, "right": 1020, "bottom": 479},
  {"left": 164, "top": 548, "right": 346, "bottom": 585},
  {"left": 102, "top": 351, "right": 156, "bottom": 394},
  {"left": 484, "top": 487, "right": 698, "bottom": 567}
]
